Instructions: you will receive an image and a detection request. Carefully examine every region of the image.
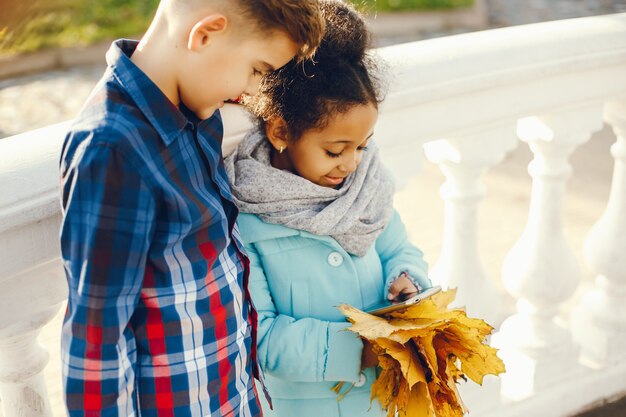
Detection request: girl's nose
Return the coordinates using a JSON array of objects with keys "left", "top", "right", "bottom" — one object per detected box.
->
[{"left": 340, "top": 155, "right": 359, "bottom": 173}]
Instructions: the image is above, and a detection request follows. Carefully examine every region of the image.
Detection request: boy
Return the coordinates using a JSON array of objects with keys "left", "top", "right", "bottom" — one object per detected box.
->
[{"left": 59, "top": 1, "right": 324, "bottom": 416}]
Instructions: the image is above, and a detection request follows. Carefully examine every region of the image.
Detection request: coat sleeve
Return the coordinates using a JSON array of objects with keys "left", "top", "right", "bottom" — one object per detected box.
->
[
  {"left": 245, "top": 243, "right": 364, "bottom": 383},
  {"left": 376, "top": 210, "right": 431, "bottom": 292}
]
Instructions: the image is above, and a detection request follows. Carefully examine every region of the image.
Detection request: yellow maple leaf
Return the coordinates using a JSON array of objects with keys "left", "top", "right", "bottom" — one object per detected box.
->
[
  {"left": 336, "top": 289, "right": 505, "bottom": 416},
  {"left": 400, "top": 383, "right": 435, "bottom": 417},
  {"left": 337, "top": 304, "right": 398, "bottom": 339},
  {"left": 370, "top": 355, "right": 401, "bottom": 417},
  {"left": 375, "top": 338, "right": 428, "bottom": 388}
]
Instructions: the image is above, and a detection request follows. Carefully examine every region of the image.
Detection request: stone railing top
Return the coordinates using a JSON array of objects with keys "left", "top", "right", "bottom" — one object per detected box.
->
[
  {"left": 374, "top": 13, "right": 626, "bottom": 143},
  {"left": 378, "top": 13, "right": 626, "bottom": 108},
  {"left": 0, "top": 122, "right": 69, "bottom": 234}
]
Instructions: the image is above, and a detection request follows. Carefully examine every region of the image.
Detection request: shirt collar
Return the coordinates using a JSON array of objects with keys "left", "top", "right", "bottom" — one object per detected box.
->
[{"left": 106, "top": 39, "right": 221, "bottom": 146}]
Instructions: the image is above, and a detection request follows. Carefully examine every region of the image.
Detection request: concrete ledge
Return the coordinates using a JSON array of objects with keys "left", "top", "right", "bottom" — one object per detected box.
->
[
  {"left": 0, "top": 49, "right": 58, "bottom": 80},
  {"left": 366, "top": 0, "right": 487, "bottom": 38},
  {"left": 57, "top": 39, "right": 111, "bottom": 68},
  {"left": 0, "top": 39, "right": 116, "bottom": 80}
]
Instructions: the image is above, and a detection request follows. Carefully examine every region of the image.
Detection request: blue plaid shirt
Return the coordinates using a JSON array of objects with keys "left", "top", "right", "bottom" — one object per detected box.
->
[{"left": 59, "top": 40, "right": 262, "bottom": 417}]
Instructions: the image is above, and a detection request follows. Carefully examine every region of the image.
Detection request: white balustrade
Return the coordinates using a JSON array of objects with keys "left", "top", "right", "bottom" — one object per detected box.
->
[
  {"left": 572, "top": 100, "right": 626, "bottom": 369},
  {"left": 0, "top": 122, "right": 69, "bottom": 417},
  {"left": 497, "top": 104, "right": 604, "bottom": 400},
  {"left": 2, "top": 13, "right": 626, "bottom": 417},
  {"left": 0, "top": 306, "right": 61, "bottom": 417},
  {"left": 423, "top": 122, "right": 518, "bottom": 325}
]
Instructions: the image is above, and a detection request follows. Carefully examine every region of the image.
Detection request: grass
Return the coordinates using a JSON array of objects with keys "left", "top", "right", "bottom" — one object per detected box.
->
[
  {"left": 0, "top": 0, "right": 159, "bottom": 56},
  {"left": 354, "top": 0, "right": 474, "bottom": 12},
  {"left": 0, "top": 0, "right": 474, "bottom": 56}
]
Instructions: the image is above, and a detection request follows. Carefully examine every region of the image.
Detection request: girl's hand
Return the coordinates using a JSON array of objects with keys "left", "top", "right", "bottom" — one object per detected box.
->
[
  {"left": 387, "top": 273, "right": 419, "bottom": 304},
  {"left": 361, "top": 339, "right": 379, "bottom": 369}
]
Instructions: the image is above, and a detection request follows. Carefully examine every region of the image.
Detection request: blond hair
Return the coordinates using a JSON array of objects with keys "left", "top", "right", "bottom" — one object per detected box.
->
[
  {"left": 167, "top": 0, "right": 324, "bottom": 59},
  {"left": 244, "top": 0, "right": 324, "bottom": 59}
]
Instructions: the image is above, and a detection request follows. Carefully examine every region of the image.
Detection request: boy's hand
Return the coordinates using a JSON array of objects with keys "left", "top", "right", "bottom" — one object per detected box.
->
[
  {"left": 387, "top": 273, "right": 419, "bottom": 304},
  {"left": 361, "top": 338, "right": 379, "bottom": 369}
]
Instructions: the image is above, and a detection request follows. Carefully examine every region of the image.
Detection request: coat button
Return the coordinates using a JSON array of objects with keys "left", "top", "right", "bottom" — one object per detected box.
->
[
  {"left": 354, "top": 372, "right": 367, "bottom": 387},
  {"left": 327, "top": 251, "right": 344, "bottom": 267}
]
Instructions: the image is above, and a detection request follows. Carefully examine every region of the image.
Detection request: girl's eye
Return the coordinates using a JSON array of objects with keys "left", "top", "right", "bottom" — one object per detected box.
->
[
  {"left": 326, "top": 150, "right": 342, "bottom": 158},
  {"left": 253, "top": 68, "right": 262, "bottom": 76},
  {"left": 357, "top": 145, "right": 369, "bottom": 151}
]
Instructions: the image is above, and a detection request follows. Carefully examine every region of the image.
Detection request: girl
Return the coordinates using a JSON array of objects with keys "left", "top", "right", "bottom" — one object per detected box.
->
[{"left": 225, "top": 1, "right": 431, "bottom": 415}]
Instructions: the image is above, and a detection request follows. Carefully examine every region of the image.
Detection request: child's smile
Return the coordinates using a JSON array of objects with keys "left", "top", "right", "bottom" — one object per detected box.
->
[
  {"left": 269, "top": 103, "right": 378, "bottom": 188},
  {"left": 323, "top": 175, "right": 347, "bottom": 186}
]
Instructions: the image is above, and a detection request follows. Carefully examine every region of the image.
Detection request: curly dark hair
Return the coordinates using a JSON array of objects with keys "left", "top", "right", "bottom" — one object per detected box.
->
[{"left": 243, "top": 0, "right": 384, "bottom": 141}]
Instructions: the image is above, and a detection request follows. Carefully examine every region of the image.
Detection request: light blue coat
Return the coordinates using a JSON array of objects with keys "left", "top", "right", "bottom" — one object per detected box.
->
[{"left": 239, "top": 210, "right": 430, "bottom": 417}]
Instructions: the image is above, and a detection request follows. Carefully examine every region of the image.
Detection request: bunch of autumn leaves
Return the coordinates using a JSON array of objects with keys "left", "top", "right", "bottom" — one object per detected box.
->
[{"left": 336, "top": 289, "right": 506, "bottom": 417}]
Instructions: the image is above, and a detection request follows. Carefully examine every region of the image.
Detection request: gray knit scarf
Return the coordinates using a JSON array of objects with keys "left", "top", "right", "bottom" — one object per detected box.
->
[{"left": 224, "top": 130, "right": 395, "bottom": 257}]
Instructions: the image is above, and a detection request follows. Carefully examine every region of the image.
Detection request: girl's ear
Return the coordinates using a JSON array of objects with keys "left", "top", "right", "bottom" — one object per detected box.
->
[
  {"left": 187, "top": 14, "right": 228, "bottom": 51},
  {"left": 265, "top": 118, "right": 290, "bottom": 152}
]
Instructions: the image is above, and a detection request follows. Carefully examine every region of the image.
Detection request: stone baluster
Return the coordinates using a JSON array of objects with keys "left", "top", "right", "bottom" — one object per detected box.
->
[
  {"left": 495, "top": 105, "right": 603, "bottom": 400},
  {"left": 0, "top": 261, "right": 67, "bottom": 417},
  {"left": 0, "top": 310, "right": 60, "bottom": 417},
  {"left": 572, "top": 100, "right": 626, "bottom": 368},
  {"left": 423, "top": 122, "right": 518, "bottom": 326}
]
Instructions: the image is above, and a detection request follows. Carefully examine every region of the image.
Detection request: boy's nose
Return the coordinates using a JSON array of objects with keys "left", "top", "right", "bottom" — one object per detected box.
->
[{"left": 244, "top": 77, "right": 262, "bottom": 96}]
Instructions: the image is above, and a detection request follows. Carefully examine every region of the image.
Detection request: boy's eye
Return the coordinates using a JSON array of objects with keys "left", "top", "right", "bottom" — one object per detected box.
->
[
  {"left": 326, "top": 150, "right": 342, "bottom": 158},
  {"left": 252, "top": 68, "right": 262, "bottom": 77},
  {"left": 357, "top": 145, "right": 369, "bottom": 151}
]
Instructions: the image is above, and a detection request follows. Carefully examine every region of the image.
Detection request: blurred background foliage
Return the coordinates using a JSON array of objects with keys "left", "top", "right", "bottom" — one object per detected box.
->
[
  {"left": 0, "top": 0, "right": 159, "bottom": 55},
  {"left": 355, "top": 0, "right": 473, "bottom": 12},
  {"left": 0, "top": 0, "right": 473, "bottom": 56}
]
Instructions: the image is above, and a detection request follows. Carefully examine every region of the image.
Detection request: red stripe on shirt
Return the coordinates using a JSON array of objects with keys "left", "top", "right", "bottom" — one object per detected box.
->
[{"left": 144, "top": 265, "right": 175, "bottom": 416}]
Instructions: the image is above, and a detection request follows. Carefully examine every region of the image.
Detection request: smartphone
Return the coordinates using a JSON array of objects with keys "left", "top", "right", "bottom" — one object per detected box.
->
[{"left": 365, "top": 286, "right": 442, "bottom": 316}]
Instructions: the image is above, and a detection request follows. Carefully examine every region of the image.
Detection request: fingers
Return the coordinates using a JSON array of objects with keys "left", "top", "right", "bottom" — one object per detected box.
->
[
  {"left": 387, "top": 275, "right": 418, "bottom": 302},
  {"left": 387, "top": 279, "right": 402, "bottom": 300}
]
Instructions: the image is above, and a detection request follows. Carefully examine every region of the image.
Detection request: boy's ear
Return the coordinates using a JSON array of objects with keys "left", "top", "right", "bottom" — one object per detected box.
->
[
  {"left": 187, "top": 14, "right": 228, "bottom": 51},
  {"left": 265, "top": 118, "right": 290, "bottom": 151}
]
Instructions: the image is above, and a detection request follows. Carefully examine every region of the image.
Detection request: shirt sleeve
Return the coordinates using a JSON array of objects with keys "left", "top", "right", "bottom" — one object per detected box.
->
[
  {"left": 245, "top": 243, "right": 364, "bottom": 384},
  {"left": 60, "top": 141, "right": 155, "bottom": 417},
  {"left": 375, "top": 210, "right": 431, "bottom": 293}
]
